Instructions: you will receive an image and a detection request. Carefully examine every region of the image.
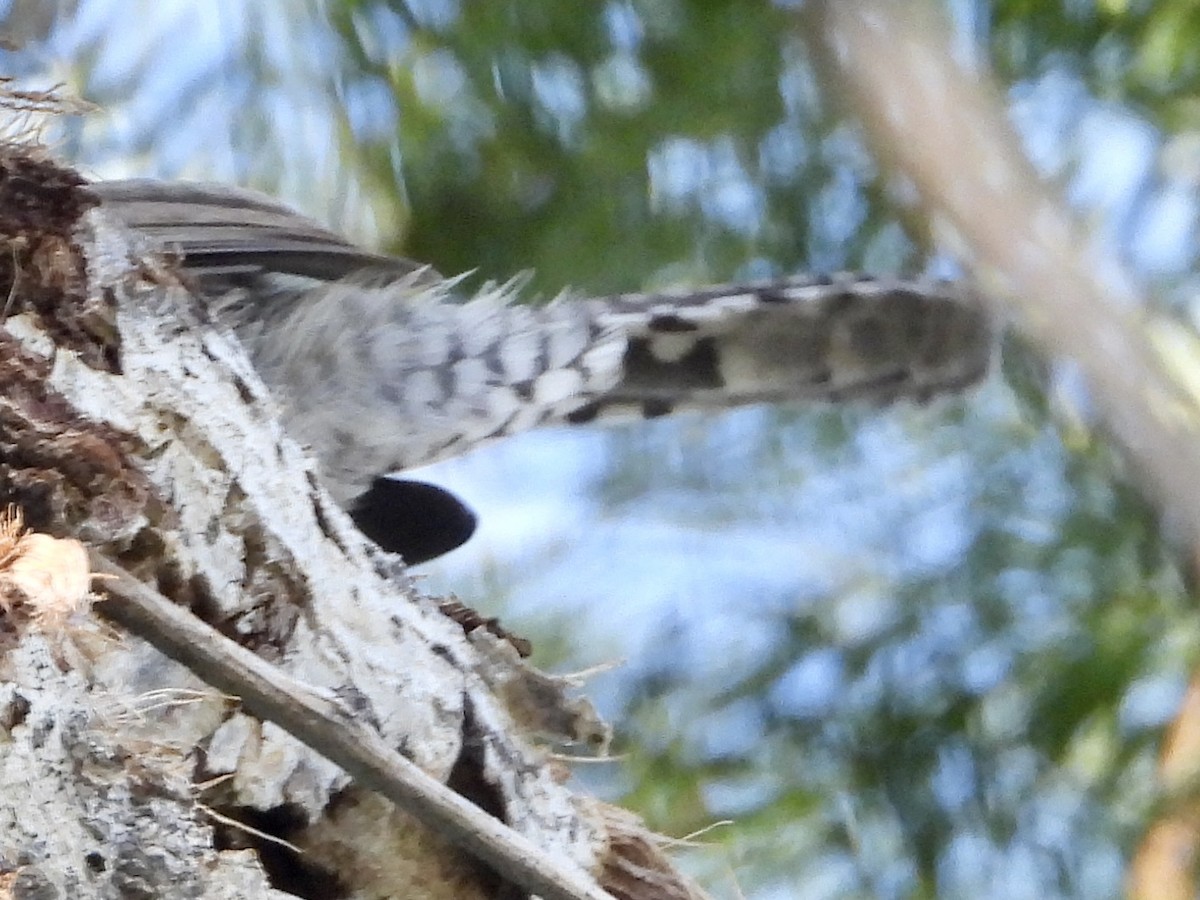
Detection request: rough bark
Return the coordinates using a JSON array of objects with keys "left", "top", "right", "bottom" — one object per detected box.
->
[{"left": 0, "top": 147, "right": 705, "bottom": 900}]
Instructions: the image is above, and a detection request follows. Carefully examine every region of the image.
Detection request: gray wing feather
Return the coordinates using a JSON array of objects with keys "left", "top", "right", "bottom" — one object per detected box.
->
[{"left": 89, "top": 178, "right": 428, "bottom": 284}]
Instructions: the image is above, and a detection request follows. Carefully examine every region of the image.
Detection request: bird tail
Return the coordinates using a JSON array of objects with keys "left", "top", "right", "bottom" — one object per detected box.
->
[
  {"left": 94, "top": 178, "right": 993, "bottom": 484},
  {"left": 568, "top": 275, "right": 992, "bottom": 423}
]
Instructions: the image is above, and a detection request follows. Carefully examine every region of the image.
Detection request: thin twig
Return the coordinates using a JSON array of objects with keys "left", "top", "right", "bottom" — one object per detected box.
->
[{"left": 89, "top": 549, "right": 615, "bottom": 900}]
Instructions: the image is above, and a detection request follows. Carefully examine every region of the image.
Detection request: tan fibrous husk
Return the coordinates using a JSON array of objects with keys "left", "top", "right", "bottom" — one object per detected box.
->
[{"left": 0, "top": 505, "right": 96, "bottom": 631}]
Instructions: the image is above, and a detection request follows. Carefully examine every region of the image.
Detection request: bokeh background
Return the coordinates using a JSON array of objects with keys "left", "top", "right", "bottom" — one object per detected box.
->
[{"left": 8, "top": 1, "right": 1200, "bottom": 897}]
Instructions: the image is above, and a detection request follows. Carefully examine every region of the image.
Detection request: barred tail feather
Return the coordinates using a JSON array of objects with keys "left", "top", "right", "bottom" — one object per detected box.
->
[{"left": 570, "top": 275, "right": 991, "bottom": 422}]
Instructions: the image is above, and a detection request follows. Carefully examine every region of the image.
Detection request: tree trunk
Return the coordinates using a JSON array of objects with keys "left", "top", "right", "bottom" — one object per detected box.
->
[{"left": 0, "top": 147, "right": 703, "bottom": 900}]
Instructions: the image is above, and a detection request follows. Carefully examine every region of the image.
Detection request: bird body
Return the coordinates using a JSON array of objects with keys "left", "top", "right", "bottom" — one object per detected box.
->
[{"left": 90, "top": 179, "right": 993, "bottom": 561}]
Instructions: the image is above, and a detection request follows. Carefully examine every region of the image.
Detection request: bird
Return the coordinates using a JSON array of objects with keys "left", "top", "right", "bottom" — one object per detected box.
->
[{"left": 89, "top": 178, "right": 993, "bottom": 564}]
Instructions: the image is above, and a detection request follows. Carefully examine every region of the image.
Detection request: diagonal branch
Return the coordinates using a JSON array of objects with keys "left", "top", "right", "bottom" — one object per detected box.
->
[
  {"left": 810, "top": 0, "right": 1200, "bottom": 550},
  {"left": 90, "top": 549, "right": 616, "bottom": 900}
]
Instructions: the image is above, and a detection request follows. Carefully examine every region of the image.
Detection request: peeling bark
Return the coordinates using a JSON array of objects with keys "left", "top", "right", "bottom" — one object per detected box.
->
[{"left": 0, "top": 149, "right": 707, "bottom": 900}]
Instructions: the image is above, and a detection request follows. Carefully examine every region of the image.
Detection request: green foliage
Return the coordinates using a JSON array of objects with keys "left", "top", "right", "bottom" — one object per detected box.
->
[
  {"left": 993, "top": 0, "right": 1200, "bottom": 128},
  {"left": 328, "top": 0, "right": 905, "bottom": 296}
]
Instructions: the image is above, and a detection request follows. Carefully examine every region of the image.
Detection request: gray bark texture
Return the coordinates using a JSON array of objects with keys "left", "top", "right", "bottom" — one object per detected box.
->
[{"left": 0, "top": 148, "right": 703, "bottom": 900}]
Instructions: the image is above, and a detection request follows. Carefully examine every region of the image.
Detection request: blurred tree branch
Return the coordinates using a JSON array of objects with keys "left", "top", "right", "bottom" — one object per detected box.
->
[{"left": 807, "top": 2, "right": 1200, "bottom": 895}]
